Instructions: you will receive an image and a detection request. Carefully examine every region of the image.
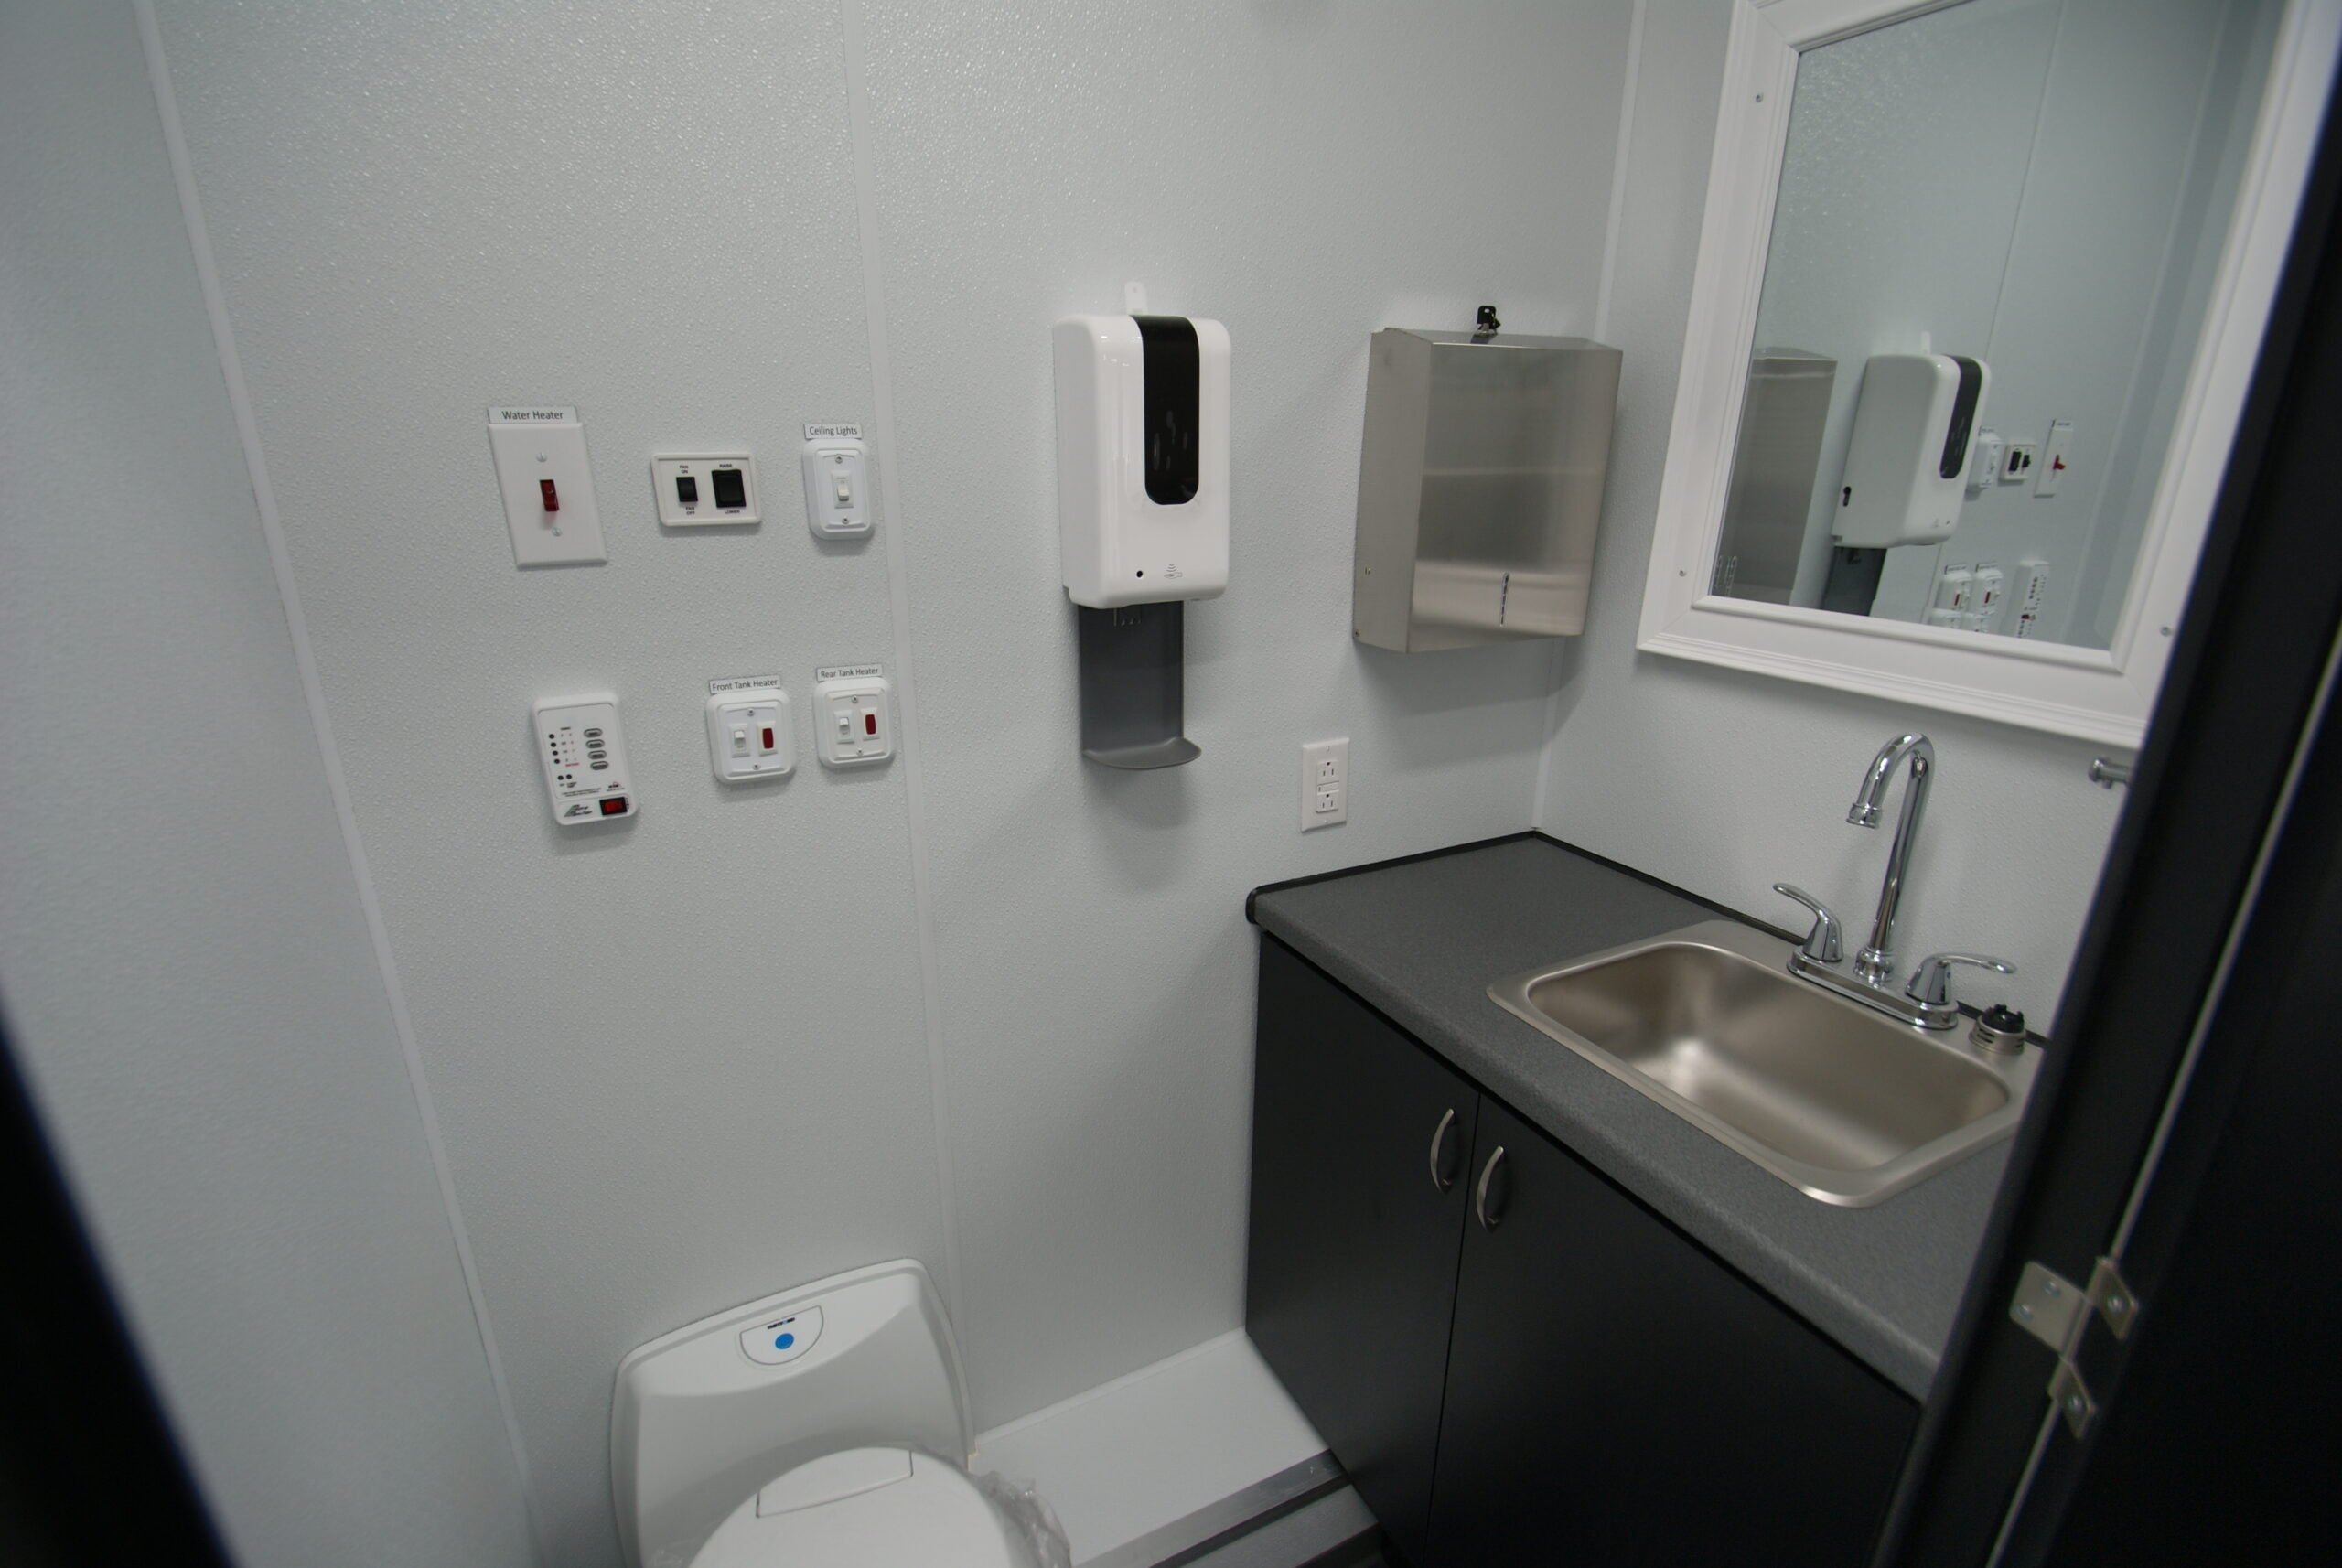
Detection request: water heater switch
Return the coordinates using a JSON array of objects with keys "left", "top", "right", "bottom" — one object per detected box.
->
[
  {"left": 489, "top": 407, "right": 607, "bottom": 567},
  {"left": 814, "top": 675, "right": 894, "bottom": 768}
]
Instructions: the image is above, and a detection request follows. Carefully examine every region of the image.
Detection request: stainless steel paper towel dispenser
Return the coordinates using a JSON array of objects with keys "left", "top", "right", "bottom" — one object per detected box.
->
[{"left": 1351, "top": 326, "right": 1622, "bottom": 651}]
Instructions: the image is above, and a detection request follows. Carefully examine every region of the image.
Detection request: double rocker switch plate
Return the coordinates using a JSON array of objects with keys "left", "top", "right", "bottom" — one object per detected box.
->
[{"left": 655, "top": 455, "right": 760, "bottom": 526}]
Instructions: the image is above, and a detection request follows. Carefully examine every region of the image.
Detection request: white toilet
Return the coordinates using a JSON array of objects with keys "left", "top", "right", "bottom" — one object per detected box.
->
[{"left": 611, "top": 1260, "right": 1040, "bottom": 1568}]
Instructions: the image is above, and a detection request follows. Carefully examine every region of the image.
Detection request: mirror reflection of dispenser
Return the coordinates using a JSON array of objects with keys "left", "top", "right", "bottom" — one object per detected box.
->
[
  {"left": 1055, "top": 310, "right": 1230, "bottom": 768},
  {"left": 1832, "top": 351, "right": 1989, "bottom": 548}
]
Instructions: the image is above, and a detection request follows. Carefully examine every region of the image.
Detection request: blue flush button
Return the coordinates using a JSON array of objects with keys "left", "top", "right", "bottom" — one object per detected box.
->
[{"left": 738, "top": 1305, "right": 823, "bottom": 1367}]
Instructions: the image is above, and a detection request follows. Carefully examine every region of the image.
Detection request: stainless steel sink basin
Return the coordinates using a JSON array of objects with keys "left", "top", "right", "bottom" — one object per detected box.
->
[{"left": 1489, "top": 921, "right": 2037, "bottom": 1206}]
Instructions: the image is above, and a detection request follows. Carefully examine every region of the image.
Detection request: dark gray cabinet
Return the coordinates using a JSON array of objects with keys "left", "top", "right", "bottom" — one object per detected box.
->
[
  {"left": 1246, "top": 936, "right": 1477, "bottom": 1565},
  {"left": 1247, "top": 936, "right": 1918, "bottom": 1568}
]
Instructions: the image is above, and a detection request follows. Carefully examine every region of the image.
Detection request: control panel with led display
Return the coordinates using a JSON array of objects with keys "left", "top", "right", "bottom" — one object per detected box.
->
[{"left": 532, "top": 693, "right": 637, "bottom": 825}]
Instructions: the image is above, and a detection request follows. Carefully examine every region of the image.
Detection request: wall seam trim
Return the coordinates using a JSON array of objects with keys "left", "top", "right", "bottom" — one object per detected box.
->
[
  {"left": 837, "top": 0, "right": 969, "bottom": 1339},
  {"left": 1538, "top": 0, "right": 1647, "bottom": 833},
  {"left": 131, "top": 6, "right": 548, "bottom": 1561}
]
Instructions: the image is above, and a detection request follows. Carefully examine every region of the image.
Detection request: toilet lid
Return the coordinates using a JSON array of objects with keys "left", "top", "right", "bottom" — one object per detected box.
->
[{"left": 691, "top": 1447, "right": 1028, "bottom": 1568}]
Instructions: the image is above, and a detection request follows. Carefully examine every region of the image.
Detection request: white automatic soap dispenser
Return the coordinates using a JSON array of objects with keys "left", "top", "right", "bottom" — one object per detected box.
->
[
  {"left": 1833, "top": 350, "right": 1989, "bottom": 548},
  {"left": 1053, "top": 309, "right": 1230, "bottom": 768},
  {"left": 1055, "top": 314, "right": 1231, "bottom": 607}
]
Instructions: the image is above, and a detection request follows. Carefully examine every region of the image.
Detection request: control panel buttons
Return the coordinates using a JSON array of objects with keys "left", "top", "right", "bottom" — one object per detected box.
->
[
  {"left": 532, "top": 693, "right": 637, "bottom": 825},
  {"left": 737, "top": 1305, "right": 823, "bottom": 1368}
]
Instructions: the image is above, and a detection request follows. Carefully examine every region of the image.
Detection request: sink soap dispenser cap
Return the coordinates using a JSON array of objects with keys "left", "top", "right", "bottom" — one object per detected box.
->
[{"left": 1971, "top": 1004, "right": 2026, "bottom": 1056}]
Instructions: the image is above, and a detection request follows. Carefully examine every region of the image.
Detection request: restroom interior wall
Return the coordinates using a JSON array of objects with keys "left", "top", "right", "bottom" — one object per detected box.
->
[
  {"left": 129, "top": 2, "right": 1635, "bottom": 1563},
  {"left": 5, "top": 5, "right": 2182, "bottom": 1565},
  {"left": 0, "top": 6, "right": 534, "bottom": 1567}
]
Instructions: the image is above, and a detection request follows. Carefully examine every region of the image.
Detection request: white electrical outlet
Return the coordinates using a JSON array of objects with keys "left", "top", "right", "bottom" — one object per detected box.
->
[
  {"left": 1301, "top": 738, "right": 1348, "bottom": 830},
  {"left": 1999, "top": 442, "right": 2037, "bottom": 484}
]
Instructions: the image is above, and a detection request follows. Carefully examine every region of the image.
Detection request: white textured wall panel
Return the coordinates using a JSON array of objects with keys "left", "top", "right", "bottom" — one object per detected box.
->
[
  {"left": 0, "top": 5, "right": 532, "bottom": 1565},
  {"left": 146, "top": 5, "right": 945, "bottom": 1563},
  {"left": 855, "top": 0, "right": 1632, "bottom": 1427}
]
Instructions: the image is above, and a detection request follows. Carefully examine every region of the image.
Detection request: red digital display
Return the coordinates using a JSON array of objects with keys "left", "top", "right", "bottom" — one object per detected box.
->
[{"left": 599, "top": 797, "right": 628, "bottom": 815}]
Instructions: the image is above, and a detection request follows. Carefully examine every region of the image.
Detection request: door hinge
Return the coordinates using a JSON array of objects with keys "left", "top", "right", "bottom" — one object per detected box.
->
[{"left": 2008, "top": 1256, "right": 2138, "bottom": 1437}]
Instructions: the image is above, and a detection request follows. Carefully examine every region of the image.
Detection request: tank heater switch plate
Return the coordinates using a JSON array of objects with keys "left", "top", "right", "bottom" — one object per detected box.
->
[
  {"left": 707, "top": 691, "right": 793, "bottom": 784},
  {"left": 814, "top": 675, "right": 894, "bottom": 768}
]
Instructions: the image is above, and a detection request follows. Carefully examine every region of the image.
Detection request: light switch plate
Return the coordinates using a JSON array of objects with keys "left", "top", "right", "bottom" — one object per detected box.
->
[
  {"left": 2035, "top": 420, "right": 2074, "bottom": 498},
  {"left": 802, "top": 436, "right": 872, "bottom": 539},
  {"left": 489, "top": 408, "right": 606, "bottom": 566},
  {"left": 655, "top": 454, "right": 760, "bottom": 526},
  {"left": 532, "top": 693, "right": 636, "bottom": 825},
  {"left": 814, "top": 674, "right": 893, "bottom": 767},
  {"left": 706, "top": 691, "right": 793, "bottom": 783},
  {"left": 1301, "top": 738, "right": 1348, "bottom": 830}
]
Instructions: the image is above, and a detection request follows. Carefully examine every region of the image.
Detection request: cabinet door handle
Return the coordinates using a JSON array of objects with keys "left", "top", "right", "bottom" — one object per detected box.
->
[
  {"left": 1427, "top": 1108, "right": 1460, "bottom": 1194},
  {"left": 1474, "top": 1145, "right": 1509, "bottom": 1231}
]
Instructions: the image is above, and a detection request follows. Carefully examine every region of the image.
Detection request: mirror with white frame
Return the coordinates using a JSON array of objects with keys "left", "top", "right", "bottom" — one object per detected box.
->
[{"left": 1639, "top": 0, "right": 2339, "bottom": 745}]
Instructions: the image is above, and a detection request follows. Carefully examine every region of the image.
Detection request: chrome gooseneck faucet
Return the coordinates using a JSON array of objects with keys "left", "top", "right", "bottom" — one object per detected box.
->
[
  {"left": 1848, "top": 732, "right": 1933, "bottom": 984},
  {"left": 1773, "top": 732, "right": 2015, "bottom": 1032}
]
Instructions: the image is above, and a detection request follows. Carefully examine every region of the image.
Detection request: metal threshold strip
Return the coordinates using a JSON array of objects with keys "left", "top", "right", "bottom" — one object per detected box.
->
[{"left": 1079, "top": 1452, "right": 1370, "bottom": 1568}]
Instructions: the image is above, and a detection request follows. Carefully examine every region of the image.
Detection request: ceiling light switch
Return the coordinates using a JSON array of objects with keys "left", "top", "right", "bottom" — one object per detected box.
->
[{"left": 803, "top": 433, "right": 872, "bottom": 540}]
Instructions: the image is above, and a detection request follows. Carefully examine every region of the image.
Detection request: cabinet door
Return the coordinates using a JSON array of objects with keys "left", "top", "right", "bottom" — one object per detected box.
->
[
  {"left": 1247, "top": 937, "right": 1477, "bottom": 1566},
  {"left": 1430, "top": 1101, "right": 1918, "bottom": 1568}
]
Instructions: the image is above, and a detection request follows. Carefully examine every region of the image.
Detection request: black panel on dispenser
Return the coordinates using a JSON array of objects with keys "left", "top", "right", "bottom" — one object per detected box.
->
[{"left": 1134, "top": 315, "right": 1200, "bottom": 506}]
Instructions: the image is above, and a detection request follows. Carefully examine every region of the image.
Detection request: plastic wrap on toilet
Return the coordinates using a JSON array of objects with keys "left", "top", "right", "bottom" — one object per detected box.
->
[{"left": 975, "top": 1469, "right": 1072, "bottom": 1568}]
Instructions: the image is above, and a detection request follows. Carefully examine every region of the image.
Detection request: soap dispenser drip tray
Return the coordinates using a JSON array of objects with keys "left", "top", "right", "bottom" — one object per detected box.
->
[{"left": 1077, "top": 602, "right": 1200, "bottom": 769}]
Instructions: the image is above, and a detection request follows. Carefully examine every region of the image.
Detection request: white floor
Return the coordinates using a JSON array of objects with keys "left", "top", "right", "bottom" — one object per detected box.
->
[{"left": 972, "top": 1329, "right": 1328, "bottom": 1564}]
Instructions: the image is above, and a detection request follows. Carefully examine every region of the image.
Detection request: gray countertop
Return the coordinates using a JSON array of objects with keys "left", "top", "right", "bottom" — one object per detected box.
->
[{"left": 1248, "top": 835, "right": 2008, "bottom": 1401}]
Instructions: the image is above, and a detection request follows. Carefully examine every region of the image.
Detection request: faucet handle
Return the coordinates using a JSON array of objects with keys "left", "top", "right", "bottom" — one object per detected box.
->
[
  {"left": 1771, "top": 884, "right": 1843, "bottom": 963},
  {"left": 1905, "top": 953, "right": 2017, "bottom": 1021}
]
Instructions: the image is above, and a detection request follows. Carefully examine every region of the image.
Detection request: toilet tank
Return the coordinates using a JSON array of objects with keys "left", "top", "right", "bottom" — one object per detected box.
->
[{"left": 612, "top": 1260, "right": 970, "bottom": 1568}]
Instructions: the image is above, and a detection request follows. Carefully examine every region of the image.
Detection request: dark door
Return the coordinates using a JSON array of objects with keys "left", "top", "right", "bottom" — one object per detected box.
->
[
  {"left": 1247, "top": 937, "right": 1477, "bottom": 1566},
  {"left": 1430, "top": 1101, "right": 1918, "bottom": 1568}
]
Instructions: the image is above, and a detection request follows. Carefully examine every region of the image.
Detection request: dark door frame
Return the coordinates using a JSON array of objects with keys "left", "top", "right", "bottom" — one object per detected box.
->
[
  {"left": 0, "top": 1012, "right": 235, "bottom": 1566},
  {"left": 1878, "top": 57, "right": 2342, "bottom": 1568}
]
